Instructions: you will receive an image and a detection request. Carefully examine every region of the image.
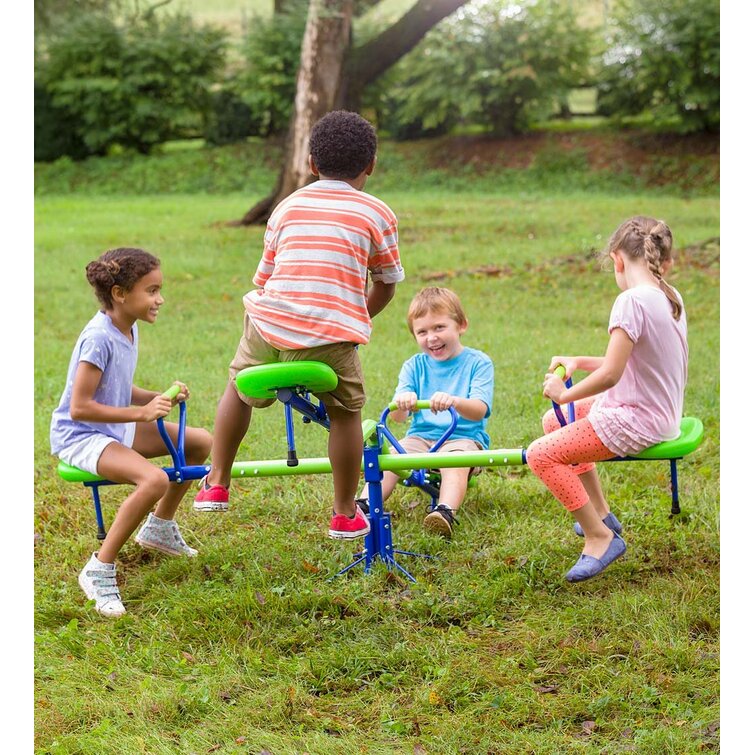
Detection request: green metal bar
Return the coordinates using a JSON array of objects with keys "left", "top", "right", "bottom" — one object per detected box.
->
[{"left": 229, "top": 448, "right": 526, "bottom": 479}]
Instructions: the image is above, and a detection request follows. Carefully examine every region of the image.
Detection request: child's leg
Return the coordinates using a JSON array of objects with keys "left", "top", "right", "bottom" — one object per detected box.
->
[
  {"left": 132, "top": 420, "right": 213, "bottom": 519},
  {"left": 436, "top": 468, "right": 469, "bottom": 511},
  {"left": 358, "top": 472, "right": 401, "bottom": 504},
  {"left": 542, "top": 399, "right": 612, "bottom": 519},
  {"left": 526, "top": 419, "right": 616, "bottom": 558},
  {"left": 205, "top": 382, "right": 253, "bottom": 488},
  {"left": 327, "top": 405, "right": 364, "bottom": 516},
  {"left": 94, "top": 443, "right": 171, "bottom": 563}
]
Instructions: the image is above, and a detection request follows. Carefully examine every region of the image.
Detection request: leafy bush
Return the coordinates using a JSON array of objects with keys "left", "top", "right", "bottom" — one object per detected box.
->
[
  {"left": 595, "top": 0, "right": 719, "bottom": 133},
  {"left": 35, "top": 12, "right": 227, "bottom": 158},
  {"left": 203, "top": 89, "right": 257, "bottom": 146},
  {"left": 34, "top": 83, "right": 89, "bottom": 162},
  {"left": 371, "top": 0, "right": 593, "bottom": 139},
  {"left": 235, "top": 3, "right": 307, "bottom": 137}
]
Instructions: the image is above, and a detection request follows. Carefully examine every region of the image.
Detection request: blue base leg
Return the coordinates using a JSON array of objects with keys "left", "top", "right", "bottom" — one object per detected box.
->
[{"left": 330, "top": 444, "right": 434, "bottom": 583}]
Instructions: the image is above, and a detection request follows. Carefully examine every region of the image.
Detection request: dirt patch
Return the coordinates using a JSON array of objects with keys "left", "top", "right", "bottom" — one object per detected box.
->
[{"left": 411, "top": 130, "right": 719, "bottom": 185}]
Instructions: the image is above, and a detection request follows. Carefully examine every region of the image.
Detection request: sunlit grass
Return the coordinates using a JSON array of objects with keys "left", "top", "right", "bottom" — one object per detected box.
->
[{"left": 35, "top": 178, "right": 719, "bottom": 753}]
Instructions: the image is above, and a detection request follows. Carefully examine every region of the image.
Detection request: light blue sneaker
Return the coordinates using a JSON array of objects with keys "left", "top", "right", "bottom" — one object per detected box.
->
[
  {"left": 574, "top": 511, "right": 623, "bottom": 538},
  {"left": 565, "top": 533, "right": 627, "bottom": 583},
  {"left": 135, "top": 513, "right": 198, "bottom": 557}
]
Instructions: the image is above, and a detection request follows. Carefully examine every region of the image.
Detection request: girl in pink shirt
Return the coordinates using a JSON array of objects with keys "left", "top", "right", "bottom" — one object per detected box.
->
[{"left": 526, "top": 216, "right": 688, "bottom": 583}]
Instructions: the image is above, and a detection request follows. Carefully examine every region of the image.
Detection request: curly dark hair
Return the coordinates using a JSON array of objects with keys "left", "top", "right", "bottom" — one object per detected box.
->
[
  {"left": 309, "top": 110, "right": 377, "bottom": 180},
  {"left": 85, "top": 247, "right": 160, "bottom": 309}
]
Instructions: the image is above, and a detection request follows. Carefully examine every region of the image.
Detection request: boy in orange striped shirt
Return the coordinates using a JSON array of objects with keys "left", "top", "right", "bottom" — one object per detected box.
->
[{"left": 195, "top": 110, "right": 404, "bottom": 539}]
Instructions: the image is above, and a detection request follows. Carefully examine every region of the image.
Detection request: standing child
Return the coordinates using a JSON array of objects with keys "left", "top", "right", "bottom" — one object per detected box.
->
[
  {"left": 527, "top": 216, "right": 688, "bottom": 582},
  {"left": 357, "top": 287, "right": 494, "bottom": 538},
  {"left": 50, "top": 248, "right": 213, "bottom": 617},
  {"left": 194, "top": 110, "right": 404, "bottom": 540}
]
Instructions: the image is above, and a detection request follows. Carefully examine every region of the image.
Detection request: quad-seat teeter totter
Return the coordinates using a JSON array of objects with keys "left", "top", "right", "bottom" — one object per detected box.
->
[{"left": 57, "top": 362, "right": 704, "bottom": 582}]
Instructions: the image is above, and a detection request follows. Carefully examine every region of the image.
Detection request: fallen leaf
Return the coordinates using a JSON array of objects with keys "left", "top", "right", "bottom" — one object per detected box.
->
[
  {"left": 414, "top": 745, "right": 428, "bottom": 755},
  {"left": 181, "top": 651, "right": 196, "bottom": 664},
  {"left": 207, "top": 746, "right": 221, "bottom": 753},
  {"left": 534, "top": 685, "right": 558, "bottom": 694},
  {"left": 302, "top": 560, "right": 320, "bottom": 574},
  {"left": 255, "top": 591, "right": 266, "bottom": 605},
  {"left": 581, "top": 720, "right": 596, "bottom": 734},
  {"left": 234, "top": 736, "right": 246, "bottom": 744}
]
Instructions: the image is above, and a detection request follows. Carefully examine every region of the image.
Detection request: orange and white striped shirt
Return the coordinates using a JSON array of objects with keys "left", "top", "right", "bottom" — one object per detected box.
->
[{"left": 244, "top": 180, "right": 404, "bottom": 349}]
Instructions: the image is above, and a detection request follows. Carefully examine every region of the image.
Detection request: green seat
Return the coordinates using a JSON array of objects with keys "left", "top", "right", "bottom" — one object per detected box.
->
[
  {"left": 57, "top": 461, "right": 104, "bottom": 483},
  {"left": 235, "top": 361, "right": 338, "bottom": 400},
  {"left": 627, "top": 417, "right": 704, "bottom": 460}
]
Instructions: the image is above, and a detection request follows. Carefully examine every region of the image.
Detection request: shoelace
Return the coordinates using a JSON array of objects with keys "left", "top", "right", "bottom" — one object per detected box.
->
[
  {"left": 425, "top": 504, "right": 459, "bottom": 527},
  {"left": 87, "top": 568, "right": 121, "bottom": 600}
]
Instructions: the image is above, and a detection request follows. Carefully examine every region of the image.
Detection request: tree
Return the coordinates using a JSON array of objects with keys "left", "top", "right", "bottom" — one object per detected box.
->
[
  {"left": 234, "top": 0, "right": 471, "bottom": 225},
  {"left": 595, "top": 0, "right": 719, "bottom": 132}
]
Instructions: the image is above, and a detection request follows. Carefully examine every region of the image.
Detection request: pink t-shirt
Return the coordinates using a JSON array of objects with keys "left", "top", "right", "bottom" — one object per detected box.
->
[{"left": 589, "top": 285, "right": 688, "bottom": 456}]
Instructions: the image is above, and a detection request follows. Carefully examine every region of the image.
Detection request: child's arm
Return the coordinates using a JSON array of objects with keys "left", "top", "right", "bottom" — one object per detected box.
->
[
  {"left": 547, "top": 355, "right": 605, "bottom": 379},
  {"left": 428, "top": 393, "right": 488, "bottom": 421},
  {"left": 69, "top": 362, "right": 173, "bottom": 423},
  {"left": 131, "top": 381, "right": 189, "bottom": 407},
  {"left": 366, "top": 281, "right": 396, "bottom": 318},
  {"left": 543, "top": 329, "right": 634, "bottom": 405}
]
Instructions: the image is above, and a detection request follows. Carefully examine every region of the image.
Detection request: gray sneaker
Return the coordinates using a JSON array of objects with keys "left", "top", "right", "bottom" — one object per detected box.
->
[
  {"left": 78, "top": 553, "right": 126, "bottom": 618},
  {"left": 135, "top": 513, "right": 198, "bottom": 557},
  {"left": 573, "top": 511, "right": 623, "bottom": 538}
]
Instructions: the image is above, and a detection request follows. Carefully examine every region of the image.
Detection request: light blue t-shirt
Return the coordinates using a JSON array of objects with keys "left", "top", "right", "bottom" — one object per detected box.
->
[
  {"left": 50, "top": 311, "right": 139, "bottom": 456},
  {"left": 394, "top": 347, "right": 494, "bottom": 448}
]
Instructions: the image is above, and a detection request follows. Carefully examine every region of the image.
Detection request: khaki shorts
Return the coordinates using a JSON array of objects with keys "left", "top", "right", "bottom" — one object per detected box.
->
[
  {"left": 229, "top": 315, "right": 366, "bottom": 412},
  {"left": 395, "top": 436, "right": 483, "bottom": 477}
]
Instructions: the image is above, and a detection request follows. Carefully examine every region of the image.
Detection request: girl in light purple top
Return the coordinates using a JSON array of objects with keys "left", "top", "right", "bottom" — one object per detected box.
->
[
  {"left": 50, "top": 248, "right": 212, "bottom": 618},
  {"left": 527, "top": 217, "right": 688, "bottom": 583}
]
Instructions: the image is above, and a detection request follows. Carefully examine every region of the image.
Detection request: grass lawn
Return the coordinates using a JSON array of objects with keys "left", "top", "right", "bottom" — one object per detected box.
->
[{"left": 34, "top": 165, "right": 719, "bottom": 752}]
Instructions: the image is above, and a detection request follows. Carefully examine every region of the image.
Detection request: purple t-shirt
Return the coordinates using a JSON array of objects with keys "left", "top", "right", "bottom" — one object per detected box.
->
[
  {"left": 50, "top": 311, "right": 138, "bottom": 456},
  {"left": 589, "top": 285, "right": 688, "bottom": 456}
]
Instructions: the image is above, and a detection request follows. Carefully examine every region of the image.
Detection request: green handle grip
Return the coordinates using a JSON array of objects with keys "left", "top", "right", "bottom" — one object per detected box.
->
[
  {"left": 162, "top": 384, "right": 181, "bottom": 400},
  {"left": 553, "top": 365, "right": 566, "bottom": 380},
  {"left": 388, "top": 399, "right": 435, "bottom": 412}
]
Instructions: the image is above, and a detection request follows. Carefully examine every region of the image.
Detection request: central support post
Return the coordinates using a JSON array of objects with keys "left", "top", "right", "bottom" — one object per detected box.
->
[{"left": 331, "top": 430, "right": 433, "bottom": 583}]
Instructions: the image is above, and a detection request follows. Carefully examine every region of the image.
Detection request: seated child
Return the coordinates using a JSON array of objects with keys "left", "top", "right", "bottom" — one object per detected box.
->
[
  {"left": 358, "top": 287, "right": 494, "bottom": 538},
  {"left": 50, "top": 247, "right": 213, "bottom": 617}
]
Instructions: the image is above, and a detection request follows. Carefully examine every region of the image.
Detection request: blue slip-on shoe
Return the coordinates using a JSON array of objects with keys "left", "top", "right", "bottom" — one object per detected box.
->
[
  {"left": 565, "top": 533, "right": 627, "bottom": 583},
  {"left": 574, "top": 511, "right": 623, "bottom": 538}
]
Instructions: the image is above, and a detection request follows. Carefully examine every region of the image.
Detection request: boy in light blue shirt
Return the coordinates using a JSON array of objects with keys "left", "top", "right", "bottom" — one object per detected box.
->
[{"left": 358, "top": 287, "right": 494, "bottom": 537}]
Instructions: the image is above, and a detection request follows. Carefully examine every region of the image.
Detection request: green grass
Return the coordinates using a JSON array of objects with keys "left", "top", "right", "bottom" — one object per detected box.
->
[{"left": 35, "top": 160, "right": 719, "bottom": 752}]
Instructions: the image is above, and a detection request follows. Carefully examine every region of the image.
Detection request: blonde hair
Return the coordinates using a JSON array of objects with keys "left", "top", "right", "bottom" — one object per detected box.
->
[
  {"left": 604, "top": 216, "right": 682, "bottom": 320},
  {"left": 406, "top": 287, "right": 468, "bottom": 333}
]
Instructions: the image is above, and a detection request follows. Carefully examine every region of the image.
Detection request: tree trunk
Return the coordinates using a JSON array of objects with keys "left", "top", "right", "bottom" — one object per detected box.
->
[
  {"left": 233, "top": 0, "right": 470, "bottom": 226},
  {"left": 232, "top": 0, "right": 353, "bottom": 227}
]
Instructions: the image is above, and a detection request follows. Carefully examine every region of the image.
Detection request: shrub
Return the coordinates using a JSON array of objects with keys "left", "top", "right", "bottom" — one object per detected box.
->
[
  {"left": 34, "top": 83, "right": 89, "bottom": 162},
  {"left": 235, "top": 3, "right": 307, "bottom": 137},
  {"left": 595, "top": 0, "right": 719, "bottom": 133},
  {"left": 203, "top": 89, "right": 258, "bottom": 146},
  {"left": 35, "top": 11, "right": 227, "bottom": 158},
  {"left": 371, "top": 0, "right": 594, "bottom": 139}
]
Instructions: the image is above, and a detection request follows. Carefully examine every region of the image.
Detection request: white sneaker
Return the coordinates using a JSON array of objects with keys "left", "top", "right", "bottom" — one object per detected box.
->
[
  {"left": 135, "top": 513, "right": 198, "bottom": 557},
  {"left": 78, "top": 553, "right": 126, "bottom": 618}
]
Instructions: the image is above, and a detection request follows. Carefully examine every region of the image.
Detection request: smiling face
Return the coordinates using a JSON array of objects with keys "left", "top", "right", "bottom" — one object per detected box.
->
[
  {"left": 114, "top": 268, "right": 164, "bottom": 324},
  {"left": 410, "top": 310, "right": 467, "bottom": 361}
]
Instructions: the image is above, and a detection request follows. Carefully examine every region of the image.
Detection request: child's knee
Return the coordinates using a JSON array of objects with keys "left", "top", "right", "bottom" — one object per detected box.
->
[
  {"left": 189, "top": 428, "right": 213, "bottom": 461},
  {"left": 139, "top": 467, "right": 170, "bottom": 500},
  {"left": 542, "top": 409, "right": 561, "bottom": 434}
]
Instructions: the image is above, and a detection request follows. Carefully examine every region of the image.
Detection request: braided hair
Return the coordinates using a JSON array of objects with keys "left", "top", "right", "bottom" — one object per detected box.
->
[
  {"left": 605, "top": 216, "right": 682, "bottom": 321},
  {"left": 85, "top": 247, "right": 160, "bottom": 309}
]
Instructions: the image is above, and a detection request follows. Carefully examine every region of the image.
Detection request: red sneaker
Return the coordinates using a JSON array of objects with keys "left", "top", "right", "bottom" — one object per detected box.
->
[
  {"left": 193, "top": 476, "right": 229, "bottom": 512},
  {"left": 328, "top": 507, "right": 370, "bottom": 540}
]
